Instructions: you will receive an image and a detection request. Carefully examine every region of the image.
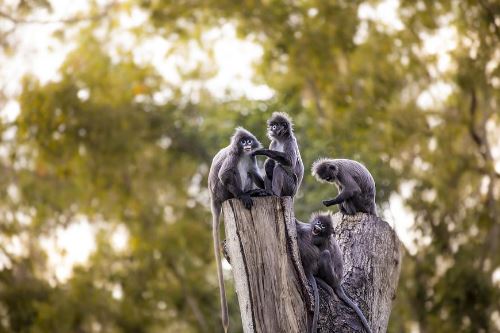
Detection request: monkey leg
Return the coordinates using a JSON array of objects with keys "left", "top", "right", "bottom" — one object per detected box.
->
[
  {"left": 272, "top": 167, "right": 297, "bottom": 197},
  {"left": 264, "top": 159, "right": 275, "bottom": 181},
  {"left": 340, "top": 199, "right": 357, "bottom": 215},
  {"left": 322, "top": 188, "right": 353, "bottom": 207},
  {"left": 358, "top": 196, "right": 377, "bottom": 216},
  {"left": 316, "top": 277, "right": 335, "bottom": 297},
  {"left": 318, "top": 250, "right": 343, "bottom": 290}
]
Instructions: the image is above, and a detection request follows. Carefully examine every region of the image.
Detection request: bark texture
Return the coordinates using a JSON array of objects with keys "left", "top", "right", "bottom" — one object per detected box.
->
[{"left": 222, "top": 196, "right": 402, "bottom": 333}]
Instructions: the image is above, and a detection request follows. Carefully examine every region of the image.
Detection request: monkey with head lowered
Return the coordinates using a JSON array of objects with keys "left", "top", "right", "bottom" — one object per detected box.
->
[
  {"left": 297, "top": 212, "right": 372, "bottom": 333},
  {"left": 252, "top": 112, "right": 304, "bottom": 197},
  {"left": 312, "top": 158, "right": 377, "bottom": 216},
  {"left": 208, "top": 127, "right": 266, "bottom": 333}
]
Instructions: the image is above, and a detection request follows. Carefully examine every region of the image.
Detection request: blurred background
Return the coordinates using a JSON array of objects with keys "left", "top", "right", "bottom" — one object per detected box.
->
[{"left": 0, "top": 0, "right": 499, "bottom": 332}]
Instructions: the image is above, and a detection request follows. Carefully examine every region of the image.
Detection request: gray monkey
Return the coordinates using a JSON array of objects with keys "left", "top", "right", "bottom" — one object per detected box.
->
[
  {"left": 208, "top": 127, "right": 265, "bottom": 333},
  {"left": 312, "top": 158, "right": 377, "bottom": 216},
  {"left": 252, "top": 112, "right": 304, "bottom": 197},
  {"left": 298, "top": 212, "right": 372, "bottom": 333}
]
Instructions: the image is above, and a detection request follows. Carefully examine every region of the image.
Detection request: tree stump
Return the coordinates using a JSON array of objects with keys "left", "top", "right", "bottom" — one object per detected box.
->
[{"left": 222, "top": 196, "right": 402, "bottom": 333}]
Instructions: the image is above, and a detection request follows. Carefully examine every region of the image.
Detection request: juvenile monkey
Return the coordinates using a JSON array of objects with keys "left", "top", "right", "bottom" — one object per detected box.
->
[
  {"left": 252, "top": 112, "right": 304, "bottom": 197},
  {"left": 208, "top": 127, "right": 265, "bottom": 332},
  {"left": 298, "top": 212, "right": 372, "bottom": 333},
  {"left": 312, "top": 158, "right": 377, "bottom": 216}
]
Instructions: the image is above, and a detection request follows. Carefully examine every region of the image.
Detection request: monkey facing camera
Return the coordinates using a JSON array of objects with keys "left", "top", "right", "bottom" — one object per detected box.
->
[
  {"left": 208, "top": 127, "right": 266, "bottom": 332},
  {"left": 297, "top": 212, "right": 372, "bottom": 333},
  {"left": 252, "top": 112, "right": 304, "bottom": 198}
]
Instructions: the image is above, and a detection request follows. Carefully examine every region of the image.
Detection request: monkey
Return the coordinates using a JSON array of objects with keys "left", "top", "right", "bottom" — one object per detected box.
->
[
  {"left": 312, "top": 158, "right": 377, "bottom": 216},
  {"left": 297, "top": 212, "right": 372, "bottom": 333},
  {"left": 252, "top": 112, "right": 304, "bottom": 197},
  {"left": 208, "top": 127, "right": 266, "bottom": 333}
]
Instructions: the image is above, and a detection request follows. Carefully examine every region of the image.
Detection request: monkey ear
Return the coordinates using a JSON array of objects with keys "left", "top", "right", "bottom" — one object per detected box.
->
[{"left": 328, "top": 164, "right": 337, "bottom": 172}]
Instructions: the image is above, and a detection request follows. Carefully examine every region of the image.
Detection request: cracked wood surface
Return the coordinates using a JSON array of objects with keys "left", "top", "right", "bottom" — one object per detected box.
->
[
  {"left": 222, "top": 197, "right": 402, "bottom": 333},
  {"left": 316, "top": 213, "right": 403, "bottom": 333}
]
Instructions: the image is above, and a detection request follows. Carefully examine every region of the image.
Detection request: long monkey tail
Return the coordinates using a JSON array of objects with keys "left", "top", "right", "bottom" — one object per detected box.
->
[
  {"left": 335, "top": 286, "right": 372, "bottom": 333},
  {"left": 211, "top": 201, "right": 229, "bottom": 333},
  {"left": 307, "top": 274, "right": 319, "bottom": 333}
]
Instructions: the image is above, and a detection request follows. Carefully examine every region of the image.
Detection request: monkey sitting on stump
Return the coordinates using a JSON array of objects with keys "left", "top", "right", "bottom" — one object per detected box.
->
[
  {"left": 252, "top": 112, "right": 304, "bottom": 198},
  {"left": 312, "top": 158, "right": 377, "bottom": 216},
  {"left": 297, "top": 212, "right": 372, "bottom": 333},
  {"left": 208, "top": 127, "right": 266, "bottom": 333}
]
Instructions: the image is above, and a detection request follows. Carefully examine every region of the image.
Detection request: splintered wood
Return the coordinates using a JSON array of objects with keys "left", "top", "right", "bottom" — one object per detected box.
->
[
  {"left": 223, "top": 197, "right": 402, "bottom": 333},
  {"left": 223, "top": 197, "right": 308, "bottom": 333}
]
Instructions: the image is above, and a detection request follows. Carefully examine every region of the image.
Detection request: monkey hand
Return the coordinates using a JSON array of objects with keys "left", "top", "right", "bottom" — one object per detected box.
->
[
  {"left": 322, "top": 199, "right": 335, "bottom": 207},
  {"left": 251, "top": 149, "right": 268, "bottom": 157},
  {"left": 239, "top": 194, "right": 253, "bottom": 210}
]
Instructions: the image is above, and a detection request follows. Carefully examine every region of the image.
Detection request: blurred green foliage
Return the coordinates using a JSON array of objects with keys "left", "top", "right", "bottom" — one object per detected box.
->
[{"left": 0, "top": 0, "right": 499, "bottom": 332}]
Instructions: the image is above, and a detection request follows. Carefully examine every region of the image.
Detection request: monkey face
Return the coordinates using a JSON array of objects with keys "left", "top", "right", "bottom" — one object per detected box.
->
[
  {"left": 267, "top": 113, "right": 292, "bottom": 140},
  {"left": 267, "top": 121, "right": 289, "bottom": 139},
  {"left": 314, "top": 162, "right": 338, "bottom": 183},
  {"left": 231, "top": 127, "right": 262, "bottom": 155},
  {"left": 312, "top": 219, "right": 325, "bottom": 236},
  {"left": 239, "top": 137, "right": 259, "bottom": 154},
  {"left": 310, "top": 213, "right": 334, "bottom": 239}
]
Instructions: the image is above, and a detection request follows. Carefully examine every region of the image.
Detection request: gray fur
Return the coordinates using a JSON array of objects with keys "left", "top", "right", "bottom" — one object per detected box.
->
[
  {"left": 297, "top": 212, "right": 372, "bottom": 333},
  {"left": 312, "top": 158, "right": 377, "bottom": 216},
  {"left": 253, "top": 112, "right": 304, "bottom": 197},
  {"left": 208, "top": 127, "right": 265, "bottom": 333}
]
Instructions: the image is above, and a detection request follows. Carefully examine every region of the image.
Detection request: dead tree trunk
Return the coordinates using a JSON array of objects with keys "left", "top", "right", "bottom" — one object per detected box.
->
[{"left": 222, "top": 196, "right": 402, "bottom": 333}]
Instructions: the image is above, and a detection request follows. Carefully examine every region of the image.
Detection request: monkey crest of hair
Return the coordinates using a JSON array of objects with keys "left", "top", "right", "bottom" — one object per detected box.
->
[
  {"left": 310, "top": 211, "right": 334, "bottom": 227},
  {"left": 230, "top": 127, "right": 262, "bottom": 151},
  {"left": 311, "top": 157, "right": 335, "bottom": 183},
  {"left": 267, "top": 111, "right": 294, "bottom": 128},
  {"left": 311, "top": 157, "right": 377, "bottom": 216}
]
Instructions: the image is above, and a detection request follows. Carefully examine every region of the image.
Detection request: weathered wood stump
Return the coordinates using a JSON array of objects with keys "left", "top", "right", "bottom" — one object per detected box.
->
[{"left": 222, "top": 196, "right": 402, "bottom": 333}]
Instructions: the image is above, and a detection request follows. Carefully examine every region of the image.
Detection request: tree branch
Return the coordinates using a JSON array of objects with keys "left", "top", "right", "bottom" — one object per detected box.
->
[{"left": 478, "top": 0, "right": 500, "bottom": 39}]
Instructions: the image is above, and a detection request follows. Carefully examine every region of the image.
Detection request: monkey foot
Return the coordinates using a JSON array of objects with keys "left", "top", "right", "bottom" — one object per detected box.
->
[{"left": 245, "top": 189, "right": 274, "bottom": 197}]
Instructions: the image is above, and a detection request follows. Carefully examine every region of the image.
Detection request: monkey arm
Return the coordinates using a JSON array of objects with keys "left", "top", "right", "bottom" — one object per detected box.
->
[
  {"left": 252, "top": 149, "right": 292, "bottom": 166},
  {"left": 322, "top": 190, "right": 354, "bottom": 207},
  {"left": 323, "top": 173, "right": 361, "bottom": 207}
]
